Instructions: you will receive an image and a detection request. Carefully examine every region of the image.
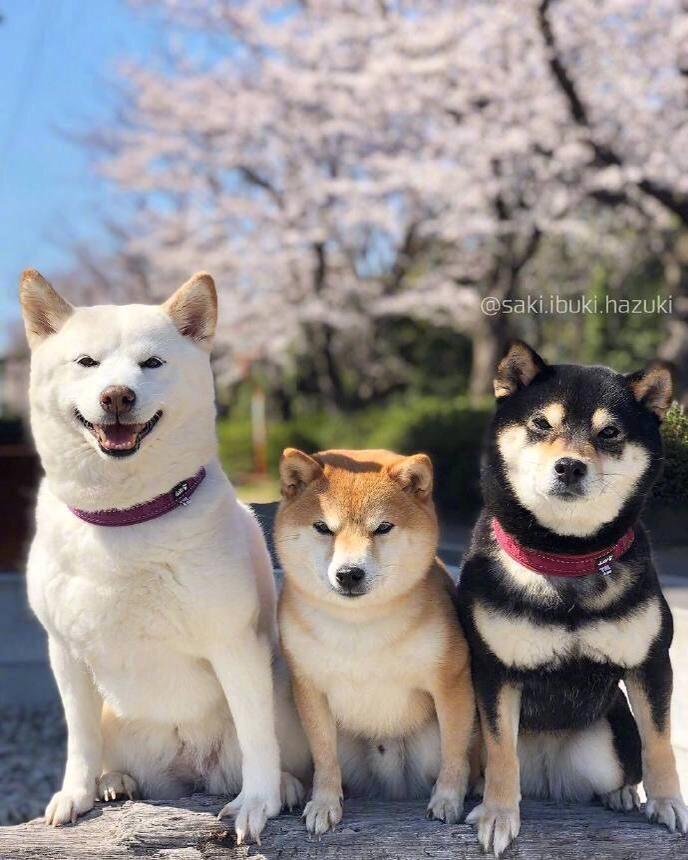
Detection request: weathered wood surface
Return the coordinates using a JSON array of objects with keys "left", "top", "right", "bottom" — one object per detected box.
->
[{"left": 2, "top": 796, "right": 688, "bottom": 860}]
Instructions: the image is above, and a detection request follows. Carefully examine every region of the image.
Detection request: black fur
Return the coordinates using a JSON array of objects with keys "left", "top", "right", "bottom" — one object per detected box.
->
[{"left": 458, "top": 348, "right": 674, "bottom": 796}]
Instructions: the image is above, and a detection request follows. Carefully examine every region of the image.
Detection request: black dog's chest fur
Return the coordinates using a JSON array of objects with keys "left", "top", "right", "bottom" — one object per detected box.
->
[
  {"left": 515, "top": 660, "right": 622, "bottom": 732},
  {"left": 458, "top": 513, "right": 671, "bottom": 733}
]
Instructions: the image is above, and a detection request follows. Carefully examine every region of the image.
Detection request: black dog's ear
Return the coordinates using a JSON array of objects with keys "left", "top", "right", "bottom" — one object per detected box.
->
[
  {"left": 626, "top": 361, "right": 673, "bottom": 421},
  {"left": 494, "top": 341, "right": 547, "bottom": 399}
]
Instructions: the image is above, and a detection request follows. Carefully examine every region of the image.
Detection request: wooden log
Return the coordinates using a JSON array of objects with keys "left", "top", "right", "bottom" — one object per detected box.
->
[{"left": 1, "top": 796, "right": 687, "bottom": 860}]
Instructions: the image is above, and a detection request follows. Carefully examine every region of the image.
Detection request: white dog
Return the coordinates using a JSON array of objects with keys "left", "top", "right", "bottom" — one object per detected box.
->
[{"left": 19, "top": 270, "right": 309, "bottom": 843}]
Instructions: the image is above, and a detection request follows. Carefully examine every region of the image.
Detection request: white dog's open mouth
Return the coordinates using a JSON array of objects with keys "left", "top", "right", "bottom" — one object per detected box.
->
[{"left": 75, "top": 410, "right": 162, "bottom": 458}]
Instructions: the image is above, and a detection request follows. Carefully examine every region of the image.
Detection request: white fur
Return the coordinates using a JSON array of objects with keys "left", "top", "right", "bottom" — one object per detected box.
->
[
  {"left": 518, "top": 722, "right": 623, "bottom": 802},
  {"left": 24, "top": 293, "right": 309, "bottom": 839}
]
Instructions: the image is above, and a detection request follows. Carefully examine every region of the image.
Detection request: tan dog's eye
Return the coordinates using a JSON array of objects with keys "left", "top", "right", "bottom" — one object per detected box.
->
[
  {"left": 531, "top": 415, "right": 551, "bottom": 431},
  {"left": 313, "top": 521, "right": 333, "bottom": 536},
  {"left": 598, "top": 425, "right": 621, "bottom": 440},
  {"left": 373, "top": 522, "right": 395, "bottom": 535}
]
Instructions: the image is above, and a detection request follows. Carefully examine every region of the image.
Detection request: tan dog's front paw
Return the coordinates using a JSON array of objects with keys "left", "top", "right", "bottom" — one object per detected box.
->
[
  {"left": 281, "top": 771, "right": 305, "bottom": 812},
  {"left": 602, "top": 785, "right": 640, "bottom": 812},
  {"left": 45, "top": 787, "right": 95, "bottom": 827},
  {"left": 98, "top": 771, "right": 139, "bottom": 802},
  {"left": 427, "top": 782, "right": 465, "bottom": 824},
  {"left": 467, "top": 802, "right": 520, "bottom": 857},
  {"left": 646, "top": 796, "right": 688, "bottom": 834},
  {"left": 303, "top": 792, "right": 342, "bottom": 835}
]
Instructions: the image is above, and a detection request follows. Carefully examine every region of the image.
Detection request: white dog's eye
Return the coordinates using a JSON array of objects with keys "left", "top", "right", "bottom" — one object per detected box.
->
[
  {"left": 76, "top": 355, "right": 99, "bottom": 368},
  {"left": 313, "top": 521, "right": 333, "bottom": 536},
  {"left": 373, "top": 522, "right": 395, "bottom": 535},
  {"left": 140, "top": 356, "right": 165, "bottom": 369}
]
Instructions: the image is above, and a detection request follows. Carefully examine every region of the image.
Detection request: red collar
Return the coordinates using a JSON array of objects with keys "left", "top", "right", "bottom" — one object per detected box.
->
[{"left": 491, "top": 518, "right": 635, "bottom": 578}]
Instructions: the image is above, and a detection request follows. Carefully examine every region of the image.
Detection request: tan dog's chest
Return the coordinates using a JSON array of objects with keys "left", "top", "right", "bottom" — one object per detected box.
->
[{"left": 283, "top": 608, "right": 444, "bottom": 738}]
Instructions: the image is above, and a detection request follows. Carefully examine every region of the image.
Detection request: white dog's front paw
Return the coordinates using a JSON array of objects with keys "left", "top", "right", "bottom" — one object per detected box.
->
[
  {"left": 97, "top": 771, "right": 139, "bottom": 802},
  {"left": 217, "top": 788, "right": 281, "bottom": 845},
  {"left": 645, "top": 796, "right": 688, "bottom": 834},
  {"left": 427, "top": 781, "right": 465, "bottom": 824},
  {"left": 303, "top": 792, "right": 343, "bottom": 835},
  {"left": 281, "top": 771, "right": 305, "bottom": 812},
  {"left": 467, "top": 802, "right": 520, "bottom": 857},
  {"left": 45, "top": 787, "right": 95, "bottom": 827}
]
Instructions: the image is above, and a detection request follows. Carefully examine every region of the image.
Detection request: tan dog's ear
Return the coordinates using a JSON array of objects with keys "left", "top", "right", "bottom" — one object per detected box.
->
[
  {"left": 19, "top": 269, "right": 73, "bottom": 349},
  {"left": 163, "top": 272, "right": 217, "bottom": 349},
  {"left": 279, "top": 448, "right": 323, "bottom": 498},
  {"left": 388, "top": 453, "right": 433, "bottom": 500},
  {"left": 626, "top": 361, "right": 673, "bottom": 421},
  {"left": 494, "top": 340, "right": 547, "bottom": 399}
]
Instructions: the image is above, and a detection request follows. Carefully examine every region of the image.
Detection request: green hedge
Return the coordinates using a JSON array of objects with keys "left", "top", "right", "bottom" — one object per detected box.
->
[
  {"left": 217, "top": 396, "right": 491, "bottom": 519},
  {"left": 655, "top": 403, "right": 688, "bottom": 507}
]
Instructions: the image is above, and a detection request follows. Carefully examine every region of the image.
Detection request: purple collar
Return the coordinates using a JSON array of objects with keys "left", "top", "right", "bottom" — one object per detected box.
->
[{"left": 69, "top": 467, "right": 207, "bottom": 527}]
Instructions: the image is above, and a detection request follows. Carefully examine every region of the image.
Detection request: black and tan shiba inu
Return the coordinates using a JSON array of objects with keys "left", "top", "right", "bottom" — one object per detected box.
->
[{"left": 458, "top": 341, "right": 687, "bottom": 856}]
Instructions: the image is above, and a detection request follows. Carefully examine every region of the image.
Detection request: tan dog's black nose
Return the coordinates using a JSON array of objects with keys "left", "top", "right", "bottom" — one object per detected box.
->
[{"left": 100, "top": 385, "right": 136, "bottom": 416}]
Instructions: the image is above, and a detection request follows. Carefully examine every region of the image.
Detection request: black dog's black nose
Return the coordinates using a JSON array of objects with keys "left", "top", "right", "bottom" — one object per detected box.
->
[
  {"left": 554, "top": 457, "right": 588, "bottom": 485},
  {"left": 336, "top": 566, "right": 366, "bottom": 590}
]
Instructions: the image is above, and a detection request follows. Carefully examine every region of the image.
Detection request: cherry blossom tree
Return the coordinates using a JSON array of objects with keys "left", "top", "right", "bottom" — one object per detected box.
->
[{"left": 94, "top": 0, "right": 687, "bottom": 399}]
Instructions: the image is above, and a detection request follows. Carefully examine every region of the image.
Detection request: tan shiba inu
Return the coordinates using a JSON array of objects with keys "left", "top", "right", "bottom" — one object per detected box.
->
[{"left": 275, "top": 448, "right": 476, "bottom": 834}]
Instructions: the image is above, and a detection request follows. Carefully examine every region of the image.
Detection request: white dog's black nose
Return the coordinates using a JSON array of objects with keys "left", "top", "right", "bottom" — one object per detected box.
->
[
  {"left": 100, "top": 385, "right": 136, "bottom": 416},
  {"left": 554, "top": 457, "right": 587, "bottom": 486},
  {"left": 336, "top": 566, "right": 366, "bottom": 591}
]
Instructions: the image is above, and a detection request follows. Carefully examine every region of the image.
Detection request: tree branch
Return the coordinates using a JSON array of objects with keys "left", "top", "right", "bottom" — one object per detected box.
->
[{"left": 537, "top": 0, "right": 688, "bottom": 224}]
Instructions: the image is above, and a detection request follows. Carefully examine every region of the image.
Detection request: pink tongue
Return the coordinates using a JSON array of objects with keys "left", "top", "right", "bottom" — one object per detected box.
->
[{"left": 96, "top": 423, "right": 140, "bottom": 449}]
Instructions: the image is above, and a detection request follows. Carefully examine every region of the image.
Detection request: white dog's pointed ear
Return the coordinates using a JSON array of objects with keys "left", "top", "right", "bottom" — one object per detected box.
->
[
  {"left": 494, "top": 340, "right": 547, "bottom": 399},
  {"left": 19, "top": 269, "right": 73, "bottom": 349},
  {"left": 163, "top": 272, "right": 217, "bottom": 349},
  {"left": 387, "top": 453, "right": 433, "bottom": 500},
  {"left": 279, "top": 448, "right": 323, "bottom": 499},
  {"left": 626, "top": 361, "right": 673, "bottom": 421}
]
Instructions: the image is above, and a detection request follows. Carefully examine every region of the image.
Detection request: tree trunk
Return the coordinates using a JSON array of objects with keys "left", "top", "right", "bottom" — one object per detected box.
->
[
  {"left": 660, "top": 233, "right": 688, "bottom": 405},
  {"left": 469, "top": 314, "right": 508, "bottom": 398}
]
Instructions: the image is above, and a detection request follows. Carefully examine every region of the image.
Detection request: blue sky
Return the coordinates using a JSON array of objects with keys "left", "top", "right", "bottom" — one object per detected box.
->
[{"left": 0, "top": 0, "right": 165, "bottom": 350}]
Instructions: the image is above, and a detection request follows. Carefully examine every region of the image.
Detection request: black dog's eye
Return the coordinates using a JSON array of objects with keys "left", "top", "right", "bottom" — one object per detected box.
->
[
  {"left": 373, "top": 522, "right": 395, "bottom": 535},
  {"left": 76, "top": 355, "right": 99, "bottom": 368},
  {"left": 313, "top": 521, "right": 333, "bottom": 535},
  {"left": 140, "top": 356, "right": 165, "bottom": 369},
  {"left": 531, "top": 415, "right": 552, "bottom": 431},
  {"left": 598, "top": 425, "right": 621, "bottom": 440}
]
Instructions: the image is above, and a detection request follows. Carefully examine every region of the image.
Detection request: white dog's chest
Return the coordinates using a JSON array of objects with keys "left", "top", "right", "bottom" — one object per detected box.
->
[
  {"left": 473, "top": 598, "right": 662, "bottom": 670},
  {"left": 33, "top": 549, "right": 224, "bottom": 722}
]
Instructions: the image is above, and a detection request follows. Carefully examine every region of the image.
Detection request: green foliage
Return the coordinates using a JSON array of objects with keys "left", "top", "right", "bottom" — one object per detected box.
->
[
  {"left": 654, "top": 403, "right": 688, "bottom": 507},
  {"left": 217, "top": 396, "right": 492, "bottom": 519}
]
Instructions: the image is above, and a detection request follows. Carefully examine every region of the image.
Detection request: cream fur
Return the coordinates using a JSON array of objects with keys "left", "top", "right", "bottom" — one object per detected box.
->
[
  {"left": 497, "top": 423, "right": 649, "bottom": 538},
  {"left": 473, "top": 597, "right": 661, "bottom": 670}
]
